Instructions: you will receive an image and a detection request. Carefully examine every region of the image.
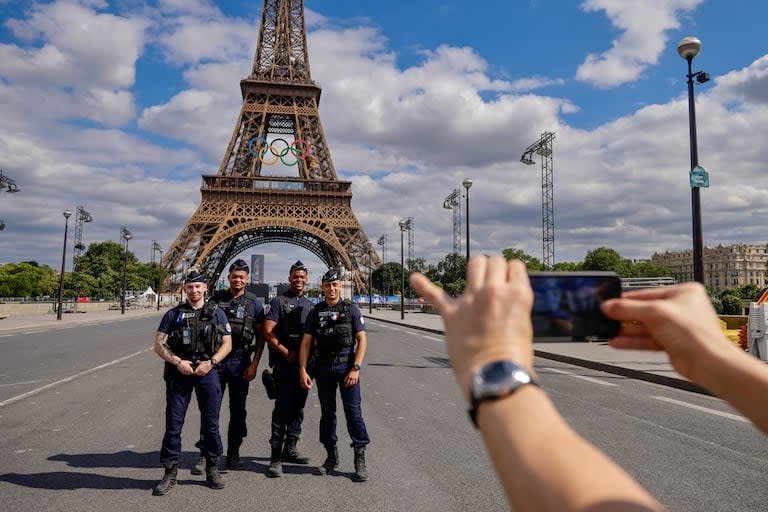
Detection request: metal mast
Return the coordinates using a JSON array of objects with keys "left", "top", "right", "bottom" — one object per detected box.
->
[
  {"left": 442, "top": 188, "right": 461, "bottom": 254},
  {"left": 406, "top": 216, "right": 414, "bottom": 270},
  {"left": 72, "top": 206, "right": 93, "bottom": 301},
  {"left": 520, "top": 131, "right": 556, "bottom": 269}
]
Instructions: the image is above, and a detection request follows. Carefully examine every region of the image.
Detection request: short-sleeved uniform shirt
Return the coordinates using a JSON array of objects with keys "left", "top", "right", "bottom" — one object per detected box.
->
[
  {"left": 157, "top": 301, "right": 231, "bottom": 336},
  {"left": 267, "top": 290, "right": 313, "bottom": 345},
  {"left": 211, "top": 289, "right": 264, "bottom": 345},
  {"left": 303, "top": 300, "right": 366, "bottom": 338}
]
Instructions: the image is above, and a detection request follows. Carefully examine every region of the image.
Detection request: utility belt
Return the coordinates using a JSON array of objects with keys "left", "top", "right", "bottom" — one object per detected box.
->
[
  {"left": 316, "top": 349, "right": 354, "bottom": 366},
  {"left": 163, "top": 354, "right": 212, "bottom": 381}
]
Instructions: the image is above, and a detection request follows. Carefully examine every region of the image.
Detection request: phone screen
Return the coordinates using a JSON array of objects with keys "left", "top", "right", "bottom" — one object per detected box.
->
[{"left": 528, "top": 272, "right": 622, "bottom": 341}]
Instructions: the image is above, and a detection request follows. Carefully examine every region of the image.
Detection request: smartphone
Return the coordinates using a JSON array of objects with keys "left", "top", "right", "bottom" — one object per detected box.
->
[{"left": 528, "top": 271, "right": 622, "bottom": 341}]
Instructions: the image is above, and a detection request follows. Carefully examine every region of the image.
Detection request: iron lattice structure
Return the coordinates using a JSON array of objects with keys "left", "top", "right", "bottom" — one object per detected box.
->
[
  {"left": 442, "top": 189, "right": 461, "bottom": 254},
  {"left": 71, "top": 206, "right": 93, "bottom": 300},
  {"left": 162, "top": 0, "right": 380, "bottom": 292},
  {"left": 521, "top": 132, "right": 556, "bottom": 269},
  {"left": 406, "top": 216, "right": 414, "bottom": 270}
]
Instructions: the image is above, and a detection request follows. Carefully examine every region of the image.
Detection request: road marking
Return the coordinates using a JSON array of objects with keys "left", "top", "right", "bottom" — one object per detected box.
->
[
  {"left": 0, "top": 348, "right": 152, "bottom": 408},
  {"left": 421, "top": 335, "right": 443, "bottom": 342},
  {"left": 0, "top": 379, "right": 47, "bottom": 388},
  {"left": 543, "top": 367, "right": 619, "bottom": 386},
  {"left": 24, "top": 330, "right": 49, "bottom": 335},
  {"left": 651, "top": 396, "right": 749, "bottom": 423}
]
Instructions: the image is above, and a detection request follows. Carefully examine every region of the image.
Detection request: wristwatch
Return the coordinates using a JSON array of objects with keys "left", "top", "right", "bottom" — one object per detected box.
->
[
  {"left": 351, "top": 364, "right": 361, "bottom": 371},
  {"left": 210, "top": 358, "right": 219, "bottom": 368},
  {"left": 468, "top": 360, "right": 539, "bottom": 428}
]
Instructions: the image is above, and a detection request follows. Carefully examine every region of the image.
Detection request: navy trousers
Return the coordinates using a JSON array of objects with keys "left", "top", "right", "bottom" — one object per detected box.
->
[
  {"left": 160, "top": 369, "right": 222, "bottom": 465},
  {"left": 269, "top": 361, "right": 309, "bottom": 446},
  {"left": 315, "top": 360, "right": 371, "bottom": 448}
]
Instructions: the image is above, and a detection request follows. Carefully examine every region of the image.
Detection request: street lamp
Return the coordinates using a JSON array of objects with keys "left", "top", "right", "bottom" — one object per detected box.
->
[
  {"left": 462, "top": 178, "right": 473, "bottom": 262},
  {"left": 120, "top": 227, "right": 133, "bottom": 314},
  {"left": 367, "top": 252, "right": 373, "bottom": 314},
  {"left": 678, "top": 36, "right": 710, "bottom": 284},
  {"left": 399, "top": 219, "right": 408, "bottom": 320},
  {"left": 153, "top": 241, "right": 163, "bottom": 311},
  {"left": 56, "top": 210, "right": 73, "bottom": 320}
]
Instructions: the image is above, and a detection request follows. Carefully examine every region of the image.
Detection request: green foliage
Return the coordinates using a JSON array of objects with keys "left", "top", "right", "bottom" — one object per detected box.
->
[
  {"left": 372, "top": 262, "right": 406, "bottom": 296},
  {"left": 720, "top": 293, "right": 744, "bottom": 315},
  {"left": 502, "top": 248, "right": 543, "bottom": 271},
  {"left": 552, "top": 261, "right": 583, "bottom": 271},
  {"left": 582, "top": 247, "right": 631, "bottom": 275},
  {"left": 0, "top": 262, "right": 58, "bottom": 297},
  {"left": 629, "top": 261, "right": 672, "bottom": 278},
  {"left": 735, "top": 283, "right": 762, "bottom": 301}
]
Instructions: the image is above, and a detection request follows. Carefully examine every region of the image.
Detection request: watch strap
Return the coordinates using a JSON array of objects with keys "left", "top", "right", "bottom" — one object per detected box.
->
[{"left": 468, "top": 361, "right": 539, "bottom": 428}]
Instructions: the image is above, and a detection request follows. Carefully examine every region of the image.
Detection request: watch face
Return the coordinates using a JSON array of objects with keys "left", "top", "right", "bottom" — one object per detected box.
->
[{"left": 473, "top": 361, "right": 533, "bottom": 400}]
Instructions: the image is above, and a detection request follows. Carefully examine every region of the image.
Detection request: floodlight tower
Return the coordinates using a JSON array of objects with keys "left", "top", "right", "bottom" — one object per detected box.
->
[
  {"left": 443, "top": 188, "right": 462, "bottom": 254},
  {"left": 0, "top": 169, "right": 20, "bottom": 231},
  {"left": 406, "top": 216, "right": 414, "bottom": 270},
  {"left": 520, "top": 131, "right": 556, "bottom": 269},
  {"left": 377, "top": 234, "right": 387, "bottom": 263},
  {"left": 71, "top": 206, "right": 93, "bottom": 302}
]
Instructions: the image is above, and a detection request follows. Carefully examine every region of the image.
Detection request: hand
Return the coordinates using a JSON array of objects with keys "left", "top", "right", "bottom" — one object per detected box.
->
[
  {"left": 176, "top": 360, "right": 194, "bottom": 376},
  {"left": 344, "top": 369, "right": 359, "bottom": 388},
  {"left": 299, "top": 368, "right": 313, "bottom": 390},
  {"left": 410, "top": 256, "right": 535, "bottom": 398},
  {"left": 193, "top": 360, "right": 213, "bottom": 377},
  {"left": 243, "top": 361, "right": 258, "bottom": 382},
  {"left": 601, "top": 282, "right": 738, "bottom": 383}
]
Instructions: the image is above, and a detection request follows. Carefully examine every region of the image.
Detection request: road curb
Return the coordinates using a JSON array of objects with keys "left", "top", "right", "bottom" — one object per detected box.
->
[{"left": 366, "top": 314, "right": 713, "bottom": 396}]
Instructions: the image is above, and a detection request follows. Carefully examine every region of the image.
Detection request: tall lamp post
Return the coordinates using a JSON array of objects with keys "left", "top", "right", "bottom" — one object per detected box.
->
[
  {"left": 56, "top": 209, "right": 73, "bottom": 320},
  {"left": 367, "top": 252, "right": 373, "bottom": 314},
  {"left": 120, "top": 227, "right": 133, "bottom": 314},
  {"left": 153, "top": 241, "right": 163, "bottom": 311},
  {"left": 462, "top": 179, "right": 473, "bottom": 262},
  {"left": 678, "top": 36, "right": 710, "bottom": 284},
  {"left": 399, "top": 219, "right": 407, "bottom": 320}
]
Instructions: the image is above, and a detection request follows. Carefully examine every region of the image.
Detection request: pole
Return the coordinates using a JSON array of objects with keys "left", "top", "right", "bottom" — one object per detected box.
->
[
  {"left": 686, "top": 57, "right": 704, "bottom": 284},
  {"left": 56, "top": 211, "right": 72, "bottom": 320},
  {"left": 121, "top": 243, "right": 127, "bottom": 314},
  {"left": 157, "top": 250, "right": 163, "bottom": 311},
  {"left": 368, "top": 254, "right": 372, "bottom": 314},
  {"left": 400, "top": 223, "right": 405, "bottom": 320},
  {"left": 465, "top": 188, "right": 470, "bottom": 262}
]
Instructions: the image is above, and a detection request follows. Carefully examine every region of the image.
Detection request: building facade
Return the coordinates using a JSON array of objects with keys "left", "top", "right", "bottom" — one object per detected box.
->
[{"left": 651, "top": 244, "right": 768, "bottom": 292}]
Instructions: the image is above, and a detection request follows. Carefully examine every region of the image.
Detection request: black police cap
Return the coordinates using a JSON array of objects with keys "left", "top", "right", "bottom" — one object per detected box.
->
[
  {"left": 290, "top": 260, "right": 308, "bottom": 273},
  {"left": 229, "top": 259, "right": 249, "bottom": 273},
  {"left": 184, "top": 269, "right": 206, "bottom": 283},
  {"left": 322, "top": 268, "right": 341, "bottom": 283}
]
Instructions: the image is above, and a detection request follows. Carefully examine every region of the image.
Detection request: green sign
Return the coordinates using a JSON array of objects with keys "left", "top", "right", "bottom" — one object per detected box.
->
[{"left": 690, "top": 165, "right": 710, "bottom": 188}]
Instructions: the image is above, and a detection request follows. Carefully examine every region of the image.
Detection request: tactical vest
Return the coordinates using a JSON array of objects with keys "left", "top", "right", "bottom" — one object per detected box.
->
[
  {"left": 274, "top": 294, "right": 310, "bottom": 351},
  {"left": 313, "top": 300, "right": 356, "bottom": 355},
  {"left": 212, "top": 290, "right": 257, "bottom": 350},
  {"left": 166, "top": 301, "right": 223, "bottom": 360}
]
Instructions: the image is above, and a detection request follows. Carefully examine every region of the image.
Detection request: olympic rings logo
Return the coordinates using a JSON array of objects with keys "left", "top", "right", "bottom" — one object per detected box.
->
[{"left": 246, "top": 136, "right": 314, "bottom": 166}]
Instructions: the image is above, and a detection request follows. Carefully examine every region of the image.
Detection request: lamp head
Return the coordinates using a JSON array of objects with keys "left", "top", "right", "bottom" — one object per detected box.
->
[
  {"left": 399, "top": 219, "right": 407, "bottom": 230},
  {"left": 462, "top": 178, "right": 473, "bottom": 190},
  {"left": 677, "top": 36, "right": 701, "bottom": 60},
  {"left": 63, "top": 210, "right": 72, "bottom": 219}
]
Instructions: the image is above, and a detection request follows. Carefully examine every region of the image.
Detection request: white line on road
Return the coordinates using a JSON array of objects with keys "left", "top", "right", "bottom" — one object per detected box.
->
[
  {"left": 0, "top": 348, "right": 152, "bottom": 408},
  {"left": 24, "top": 330, "right": 49, "bottom": 335},
  {"left": 0, "top": 379, "right": 47, "bottom": 388},
  {"left": 421, "top": 335, "right": 443, "bottom": 342},
  {"left": 651, "top": 396, "right": 749, "bottom": 423},
  {"left": 543, "top": 367, "right": 619, "bottom": 386}
]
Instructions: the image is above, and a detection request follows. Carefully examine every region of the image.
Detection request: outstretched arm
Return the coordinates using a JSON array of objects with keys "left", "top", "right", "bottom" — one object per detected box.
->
[
  {"left": 602, "top": 282, "right": 768, "bottom": 434},
  {"left": 410, "top": 256, "right": 663, "bottom": 512}
]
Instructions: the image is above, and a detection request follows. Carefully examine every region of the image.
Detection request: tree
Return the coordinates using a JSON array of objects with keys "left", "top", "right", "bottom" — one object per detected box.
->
[
  {"left": 431, "top": 253, "right": 467, "bottom": 296},
  {"left": 552, "top": 261, "right": 583, "bottom": 271},
  {"left": 720, "top": 292, "right": 743, "bottom": 315},
  {"left": 502, "top": 248, "right": 543, "bottom": 271},
  {"left": 372, "top": 262, "right": 405, "bottom": 296},
  {"left": 582, "top": 247, "right": 630, "bottom": 274},
  {"left": 0, "top": 262, "right": 58, "bottom": 297},
  {"left": 629, "top": 261, "right": 672, "bottom": 278}
]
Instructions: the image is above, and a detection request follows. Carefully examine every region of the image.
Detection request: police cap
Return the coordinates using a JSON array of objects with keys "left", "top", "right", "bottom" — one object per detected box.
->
[
  {"left": 321, "top": 268, "right": 341, "bottom": 283},
  {"left": 229, "top": 259, "right": 249, "bottom": 273},
  {"left": 184, "top": 268, "right": 206, "bottom": 283},
  {"left": 290, "top": 260, "right": 308, "bottom": 273}
]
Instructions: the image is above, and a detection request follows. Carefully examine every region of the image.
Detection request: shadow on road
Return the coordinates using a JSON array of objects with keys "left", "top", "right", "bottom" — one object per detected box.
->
[
  {"left": 0, "top": 471, "right": 154, "bottom": 490},
  {"left": 49, "top": 450, "right": 157, "bottom": 469}
]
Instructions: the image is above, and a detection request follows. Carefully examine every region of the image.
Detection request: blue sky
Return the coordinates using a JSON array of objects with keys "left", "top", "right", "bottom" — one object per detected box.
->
[{"left": 1, "top": 0, "right": 768, "bottom": 285}]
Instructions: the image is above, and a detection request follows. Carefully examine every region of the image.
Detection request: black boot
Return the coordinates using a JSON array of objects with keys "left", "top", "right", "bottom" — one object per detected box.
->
[
  {"left": 225, "top": 446, "right": 243, "bottom": 470},
  {"left": 266, "top": 444, "right": 283, "bottom": 478},
  {"left": 153, "top": 463, "right": 178, "bottom": 496},
  {"left": 191, "top": 454, "right": 205, "bottom": 475},
  {"left": 316, "top": 444, "right": 339, "bottom": 476},
  {"left": 282, "top": 437, "right": 310, "bottom": 464},
  {"left": 352, "top": 446, "right": 368, "bottom": 482},
  {"left": 205, "top": 457, "right": 225, "bottom": 489}
]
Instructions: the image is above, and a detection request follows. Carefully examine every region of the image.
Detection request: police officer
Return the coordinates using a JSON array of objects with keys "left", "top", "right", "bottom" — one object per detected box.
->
[
  {"left": 152, "top": 269, "right": 232, "bottom": 495},
  {"left": 299, "top": 268, "right": 370, "bottom": 482},
  {"left": 191, "top": 259, "right": 265, "bottom": 473},
  {"left": 259, "top": 260, "right": 314, "bottom": 478}
]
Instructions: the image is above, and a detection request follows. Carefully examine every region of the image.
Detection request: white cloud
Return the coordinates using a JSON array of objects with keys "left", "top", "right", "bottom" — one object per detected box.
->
[{"left": 575, "top": 0, "right": 703, "bottom": 88}]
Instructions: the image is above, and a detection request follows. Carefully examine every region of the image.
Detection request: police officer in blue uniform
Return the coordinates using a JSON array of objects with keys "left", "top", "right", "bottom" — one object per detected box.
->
[
  {"left": 191, "top": 259, "right": 265, "bottom": 473},
  {"left": 261, "top": 260, "right": 314, "bottom": 478},
  {"left": 299, "top": 269, "right": 370, "bottom": 482},
  {"left": 152, "top": 269, "right": 232, "bottom": 495}
]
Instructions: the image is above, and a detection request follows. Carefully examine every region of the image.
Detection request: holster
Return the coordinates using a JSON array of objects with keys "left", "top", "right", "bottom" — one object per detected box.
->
[{"left": 262, "top": 369, "right": 278, "bottom": 400}]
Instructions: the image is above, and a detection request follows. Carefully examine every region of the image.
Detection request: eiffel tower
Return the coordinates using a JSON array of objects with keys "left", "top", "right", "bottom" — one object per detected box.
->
[{"left": 162, "top": 0, "right": 380, "bottom": 292}]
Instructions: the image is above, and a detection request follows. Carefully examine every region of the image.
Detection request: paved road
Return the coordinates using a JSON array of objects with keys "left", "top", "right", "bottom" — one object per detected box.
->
[{"left": 0, "top": 312, "right": 766, "bottom": 511}]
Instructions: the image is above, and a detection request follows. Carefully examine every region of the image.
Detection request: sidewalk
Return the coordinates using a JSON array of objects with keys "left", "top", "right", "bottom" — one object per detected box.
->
[
  {"left": 364, "top": 308, "right": 710, "bottom": 395},
  {"left": 0, "top": 307, "right": 162, "bottom": 334}
]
